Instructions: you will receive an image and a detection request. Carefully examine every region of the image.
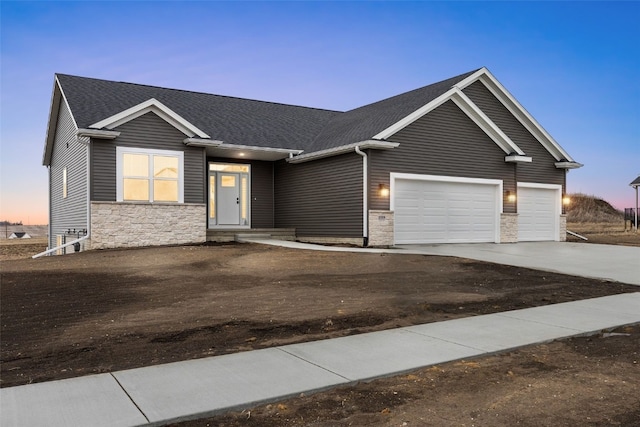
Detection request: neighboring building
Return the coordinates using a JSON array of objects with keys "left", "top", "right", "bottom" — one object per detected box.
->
[
  {"left": 8, "top": 232, "right": 31, "bottom": 239},
  {"left": 43, "top": 67, "right": 582, "bottom": 252}
]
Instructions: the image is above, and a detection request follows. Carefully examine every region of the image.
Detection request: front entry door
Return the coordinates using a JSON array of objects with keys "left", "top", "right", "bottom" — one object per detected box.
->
[{"left": 217, "top": 173, "right": 241, "bottom": 225}]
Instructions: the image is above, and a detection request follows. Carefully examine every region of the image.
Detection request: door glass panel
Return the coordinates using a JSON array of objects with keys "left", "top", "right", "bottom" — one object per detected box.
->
[
  {"left": 221, "top": 175, "right": 236, "bottom": 187},
  {"left": 123, "top": 178, "right": 149, "bottom": 200},
  {"left": 154, "top": 180, "right": 178, "bottom": 202},
  {"left": 209, "top": 175, "right": 216, "bottom": 221},
  {"left": 123, "top": 154, "right": 149, "bottom": 177},
  {"left": 209, "top": 164, "right": 249, "bottom": 173},
  {"left": 154, "top": 156, "right": 178, "bottom": 178},
  {"left": 241, "top": 175, "right": 248, "bottom": 224}
]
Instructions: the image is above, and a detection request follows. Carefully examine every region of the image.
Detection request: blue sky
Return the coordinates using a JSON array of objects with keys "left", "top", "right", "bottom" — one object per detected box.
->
[{"left": 1, "top": 1, "right": 639, "bottom": 224}]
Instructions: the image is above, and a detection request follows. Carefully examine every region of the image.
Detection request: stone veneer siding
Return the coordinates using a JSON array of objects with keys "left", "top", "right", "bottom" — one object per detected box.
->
[
  {"left": 559, "top": 214, "right": 567, "bottom": 242},
  {"left": 500, "top": 213, "right": 518, "bottom": 243},
  {"left": 89, "top": 202, "right": 206, "bottom": 249},
  {"left": 368, "top": 210, "right": 394, "bottom": 247}
]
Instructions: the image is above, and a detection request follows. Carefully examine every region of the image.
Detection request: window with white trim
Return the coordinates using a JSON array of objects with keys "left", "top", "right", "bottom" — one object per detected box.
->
[
  {"left": 62, "top": 167, "right": 68, "bottom": 198},
  {"left": 116, "top": 147, "right": 184, "bottom": 203}
]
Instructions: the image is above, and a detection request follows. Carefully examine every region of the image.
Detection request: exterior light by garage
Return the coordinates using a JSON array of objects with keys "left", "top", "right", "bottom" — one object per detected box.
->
[
  {"left": 505, "top": 190, "right": 516, "bottom": 203},
  {"left": 378, "top": 184, "right": 390, "bottom": 197},
  {"left": 562, "top": 195, "right": 571, "bottom": 206}
]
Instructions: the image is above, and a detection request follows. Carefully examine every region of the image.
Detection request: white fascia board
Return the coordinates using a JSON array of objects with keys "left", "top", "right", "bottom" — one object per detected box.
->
[
  {"left": 373, "top": 89, "right": 456, "bottom": 140},
  {"left": 505, "top": 155, "right": 533, "bottom": 163},
  {"left": 77, "top": 129, "right": 121, "bottom": 139},
  {"left": 372, "top": 85, "right": 525, "bottom": 157},
  {"left": 43, "top": 78, "right": 80, "bottom": 165},
  {"left": 287, "top": 140, "right": 399, "bottom": 164},
  {"left": 452, "top": 67, "right": 489, "bottom": 90},
  {"left": 554, "top": 161, "right": 584, "bottom": 169},
  {"left": 451, "top": 89, "right": 526, "bottom": 156},
  {"left": 89, "top": 98, "right": 210, "bottom": 139},
  {"left": 183, "top": 137, "right": 224, "bottom": 147},
  {"left": 471, "top": 70, "right": 575, "bottom": 162}
]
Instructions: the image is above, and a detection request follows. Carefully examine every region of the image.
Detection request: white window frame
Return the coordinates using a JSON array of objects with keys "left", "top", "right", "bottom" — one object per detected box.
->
[
  {"left": 116, "top": 146, "right": 184, "bottom": 203},
  {"left": 62, "top": 167, "right": 68, "bottom": 199}
]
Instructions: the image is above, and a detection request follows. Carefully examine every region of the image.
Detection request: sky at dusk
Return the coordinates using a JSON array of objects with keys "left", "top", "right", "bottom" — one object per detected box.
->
[{"left": 1, "top": 1, "right": 639, "bottom": 225}]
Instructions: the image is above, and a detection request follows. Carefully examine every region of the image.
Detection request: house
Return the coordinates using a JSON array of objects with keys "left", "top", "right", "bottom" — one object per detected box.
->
[
  {"left": 43, "top": 67, "right": 582, "bottom": 253},
  {"left": 8, "top": 232, "right": 31, "bottom": 239}
]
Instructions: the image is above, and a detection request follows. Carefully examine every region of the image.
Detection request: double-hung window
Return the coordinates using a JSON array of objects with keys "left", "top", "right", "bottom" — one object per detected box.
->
[{"left": 116, "top": 147, "right": 184, "bottom": 203}]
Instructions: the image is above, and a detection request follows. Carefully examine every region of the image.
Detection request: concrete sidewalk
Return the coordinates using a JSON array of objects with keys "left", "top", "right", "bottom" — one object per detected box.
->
[{"left": 3, "top": 292, "right": 639, "bottom": 427}]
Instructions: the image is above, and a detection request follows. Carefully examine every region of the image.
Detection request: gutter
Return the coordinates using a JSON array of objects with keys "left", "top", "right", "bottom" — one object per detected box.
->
[
  {"left": 287, "top": 140, "right": 399, "bottom": 164},
  {"left": 354, "top": 146, "right": 368, "bottom": 246}
]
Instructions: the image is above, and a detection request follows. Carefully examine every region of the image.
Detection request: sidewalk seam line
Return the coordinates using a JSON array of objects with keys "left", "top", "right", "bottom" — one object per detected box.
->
[
  {"left": 277, "top": 348, "right": 352, "bottom": 382},
  {"left": 401, "top": 329, "right": 488, "bottom": 352},
  {"left": 110, "top": 373, "right": 150, "bottom": 424}
]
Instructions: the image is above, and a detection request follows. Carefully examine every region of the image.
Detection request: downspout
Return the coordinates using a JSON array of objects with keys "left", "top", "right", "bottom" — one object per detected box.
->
[
  {"left": 48, "top": 165, "right": 52, "bottom": 251},
  {"left": 78, "top": 137, "right": 91, "bottom": 249},
  {"left": 86, "top": 139, "right": 91, "bottom": 245},
  {"left": 354, "top": 146, "right": 368, "bottom": 246}
]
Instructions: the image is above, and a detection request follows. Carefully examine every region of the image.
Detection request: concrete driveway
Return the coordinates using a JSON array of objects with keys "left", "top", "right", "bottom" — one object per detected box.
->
[{"left": 396, "top": 242, "right": 640, "bottom": 286}]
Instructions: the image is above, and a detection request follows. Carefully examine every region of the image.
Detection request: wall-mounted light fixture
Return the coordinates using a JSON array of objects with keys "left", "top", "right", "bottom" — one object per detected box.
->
[
  {"left": 378, "top": 183, "right": 390, "bottom": 198},
  {"left": 562, "top": 195, "right": 571, "bottom": 206},
  {"left": 505, "top": 190, "right": 517, "bottom": 203}
]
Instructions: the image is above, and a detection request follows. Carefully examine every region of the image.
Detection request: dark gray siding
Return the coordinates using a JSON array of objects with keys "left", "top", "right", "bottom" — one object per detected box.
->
[
  {"left": 208, "top": 158, "right": 274, "bottom": 228},
  {"left": 275, "top": 153, "right": 363, "bottom": 237},
  {"left": 371, "top": 100, "right": 517, "bottom": 213},
  {"left": 49, "top": 99, "right": 88, "bottom": 249},
  {"left": 91, "top": 112, "right": 205, "bottom": 203},
  {"left": 462, "top": 81, "right": 565, "bottom": 189}
]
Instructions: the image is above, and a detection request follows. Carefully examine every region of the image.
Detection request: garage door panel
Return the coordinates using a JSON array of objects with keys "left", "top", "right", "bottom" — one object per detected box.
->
[
  {"left": 394, "top": 178, "right": 498, "bottom": 244},
  {"left": 518, "top": 186, "right": 558, "bottom": 241}
]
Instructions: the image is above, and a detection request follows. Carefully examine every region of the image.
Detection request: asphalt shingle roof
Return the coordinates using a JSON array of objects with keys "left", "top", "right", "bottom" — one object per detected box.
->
[
  {"left": 306, "top": 69, "right": 480, "bottom": 152},
  {"left": 57, "top": 74, "right": 340, "bottom": 150},
  {"left": 56, "top": 70, "right": 479, "bottom": 154}
]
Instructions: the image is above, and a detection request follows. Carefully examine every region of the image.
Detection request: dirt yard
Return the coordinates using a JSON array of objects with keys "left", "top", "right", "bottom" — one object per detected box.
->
[
  {"left": 566, "top": 222, "right": 640, "bottom": 247},
  {"left": 1, "top": 238, "right": 639, "bottom": 425}
]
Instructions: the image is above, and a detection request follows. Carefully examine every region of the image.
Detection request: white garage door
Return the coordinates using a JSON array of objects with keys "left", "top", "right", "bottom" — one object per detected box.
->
[
  {"left": 518, "top": 186, "right": 558, "bottom": 241},
  {"left": 394, "top": 178, "right": 498, "bottom": 244}
]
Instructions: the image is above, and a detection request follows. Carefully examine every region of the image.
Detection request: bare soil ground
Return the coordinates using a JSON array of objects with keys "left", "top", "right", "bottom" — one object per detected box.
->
[
  {"left": 1, "top": 235, "right": 639, "bottom": 425},
  {"left": 567, "top": 222, "right": 640, "bottom": 247}
]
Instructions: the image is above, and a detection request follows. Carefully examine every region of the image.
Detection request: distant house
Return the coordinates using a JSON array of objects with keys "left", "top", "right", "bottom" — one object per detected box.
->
[
  {"left": 9, "top": 232, "right": 31, "bottom": 239},
  {"left": 43, "top": 67, "right": 582, "bottom": 252}
]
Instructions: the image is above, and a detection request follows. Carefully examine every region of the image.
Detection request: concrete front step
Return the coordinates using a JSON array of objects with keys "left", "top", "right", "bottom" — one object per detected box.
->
[{"left": 206, "top": 228, "right": 295, "bottom": 242}]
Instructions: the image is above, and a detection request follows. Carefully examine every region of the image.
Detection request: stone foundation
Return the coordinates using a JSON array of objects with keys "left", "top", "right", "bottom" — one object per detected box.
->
[
  {"left": 368, "top": 210, "right": 394, "bottom": 247},
  {"left": 500, "top": 213, "right": 518, "bottom": 243},
  {"left": 89, "top": 202, "right": 206, "bottom": 249},
  {"left": 559, "top": 214, "right": 567, "bottom": 242}
]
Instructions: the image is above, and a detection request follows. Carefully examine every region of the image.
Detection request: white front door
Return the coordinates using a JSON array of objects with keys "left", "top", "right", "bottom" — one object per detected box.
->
[
  {"left": 208, "top": 163, "right": 250, "bottom": 228},
  {"left": 217, "top": 173, "right": 241, "bottom": 225}
]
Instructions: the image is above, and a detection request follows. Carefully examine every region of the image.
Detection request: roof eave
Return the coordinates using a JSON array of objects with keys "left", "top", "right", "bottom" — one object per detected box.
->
[
  {"left": 554, "top": 161, "right": 584, "bottom": 170},
  {"left": 77, "top": 129, "right": 120, "bottom": 139},
  {"left": 42, "top": 78, "right": 62, "bottom": 166},
  {"left": 288, "top": 140, "right": 399, "bottom": 164}
]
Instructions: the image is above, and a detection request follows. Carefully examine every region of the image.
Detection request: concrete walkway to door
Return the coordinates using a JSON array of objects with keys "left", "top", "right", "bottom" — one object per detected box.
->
[{"left": 395, "top": 242, "right": 640, "bottom": 286}]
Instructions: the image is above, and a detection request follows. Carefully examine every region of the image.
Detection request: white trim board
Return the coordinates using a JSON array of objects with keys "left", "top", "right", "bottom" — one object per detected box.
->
[
  {"left": 455, "top": 68, "right": 577, "bottom": 163},
  {"left": 373, "top": 87, "right": 526, "bottom": 157},
  {"left": 90, "top": 98, "right": 210, "bottom": 139}
]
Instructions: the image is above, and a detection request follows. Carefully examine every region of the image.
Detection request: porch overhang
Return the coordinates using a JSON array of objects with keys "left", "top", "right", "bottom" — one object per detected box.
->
[{"left": 204, "top": 143, "right": 303, "bottom": 161}]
